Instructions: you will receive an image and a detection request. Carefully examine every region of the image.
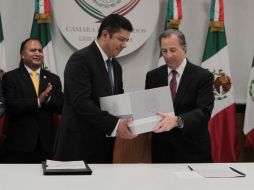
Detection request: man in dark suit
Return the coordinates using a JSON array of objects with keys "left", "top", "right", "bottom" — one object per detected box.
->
[
  {"left": 146, "top": 29, "right": 214, "bottom": 163},
  {"left": 2, "top": 38, "right": 63, "bottom": 163},
  {"left": 55, "top": 14, "right": 136, "bottom": 163},
  {"left": 0, "top": 78, "right": 5, "bottom": 117}
]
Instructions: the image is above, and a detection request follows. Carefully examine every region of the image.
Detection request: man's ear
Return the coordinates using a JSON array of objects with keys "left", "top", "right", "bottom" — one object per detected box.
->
[
  {"left": 20, "top": 53, "right": 25, "bottom": 60},
  {"left": 183, "top": 45, "right": 187, "bottom": 54},
  {"left": 101, "top": 29, "right": 109, "bottom": 39}
]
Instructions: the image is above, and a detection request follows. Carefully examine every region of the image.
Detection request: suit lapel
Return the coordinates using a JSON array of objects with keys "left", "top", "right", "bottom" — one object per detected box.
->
[
  {"left": 160, "top": 65, "right": 169, "bottom": 86},
  {"left": 39, "top": 69, "right": 49, "bottom": 95},
  {"left": 175, "top": 62, "right": 193, "bottom": 107},
  {"left": 111, "top": 58, "right": 120, "bottom": 94},
  {"left": 91, "top": 42, "right": 114, "bottom": 95},
  {"left": 19, "top": 65, "right": 38, "bottom": 97}
]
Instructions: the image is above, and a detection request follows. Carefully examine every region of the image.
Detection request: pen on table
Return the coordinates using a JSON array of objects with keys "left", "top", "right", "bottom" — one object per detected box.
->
[
  {"left": 229, "top": 167, "right": 246, "bottom": 177},
  {"left": 188, "top": 165, "right": 193, "bottom": 171}
]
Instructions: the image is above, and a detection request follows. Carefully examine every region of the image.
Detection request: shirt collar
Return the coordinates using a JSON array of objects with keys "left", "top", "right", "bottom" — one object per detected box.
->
[
  {"left": 95, "top": 40, "right": 110, "bottom": 62},
  {"left": 24, "top": 64, "right": 41, "bottom": 75},
  {"left": 167, "top": 58, "right": 187, "bottom": 76}
]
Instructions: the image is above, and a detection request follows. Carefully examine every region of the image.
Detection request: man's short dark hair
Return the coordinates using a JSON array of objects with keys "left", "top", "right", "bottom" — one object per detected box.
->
[
  {"left": 19, "top": 38, "right": 42, "bottom": 67},
  {"left": 97, "top": 14, "right": 133, "bottom": 38},
  {"left": 20, "top": 38, "right": 41, "bottom": 54}
]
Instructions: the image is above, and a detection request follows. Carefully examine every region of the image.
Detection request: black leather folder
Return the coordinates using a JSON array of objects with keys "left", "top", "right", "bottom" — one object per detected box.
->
[{"left": 42, "top": 161, "right": 92, "bottom": 175}]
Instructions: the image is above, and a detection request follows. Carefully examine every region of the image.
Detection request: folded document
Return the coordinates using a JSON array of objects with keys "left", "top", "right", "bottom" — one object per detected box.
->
[
  {"left": 100, "top": 86, "right": 174, "bottom": 135},
  {"left": 128, "top": 115, "right": 162, "bottom": 134}
]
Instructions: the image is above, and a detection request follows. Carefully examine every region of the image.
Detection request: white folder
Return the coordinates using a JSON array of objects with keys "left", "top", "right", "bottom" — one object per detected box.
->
[{"left": 100, "top": 86, "right": 174, "bottom": 134}]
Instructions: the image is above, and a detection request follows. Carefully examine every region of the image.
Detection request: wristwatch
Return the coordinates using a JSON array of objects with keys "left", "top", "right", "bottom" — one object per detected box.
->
[{"left": 177, "top": 116, "right": 184, "bottom": 128}]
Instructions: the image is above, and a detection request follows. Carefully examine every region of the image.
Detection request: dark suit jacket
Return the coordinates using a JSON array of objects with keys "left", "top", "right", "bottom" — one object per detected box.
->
[
  {"left": 55, "top": 41, "right": 123, "bottom": 163},
  {"left": 2, "top": 64, "right": 63, "bottom": 153},
  {"left": 0, "top": 80, "right": 5, "bottom": 116},
  {"left": 145, "top": 61, "right": 214, "bottom": 163}
]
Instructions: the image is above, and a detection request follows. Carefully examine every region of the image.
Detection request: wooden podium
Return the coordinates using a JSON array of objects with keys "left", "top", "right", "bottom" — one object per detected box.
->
[{"left": 113, "top": 133, "right": 151, "bottom": 163}]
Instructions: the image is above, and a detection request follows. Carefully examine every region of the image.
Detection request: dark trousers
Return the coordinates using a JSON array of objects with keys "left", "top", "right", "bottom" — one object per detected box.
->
[{"left": 1, "top": 139, "right": 53, "bottom": 163}]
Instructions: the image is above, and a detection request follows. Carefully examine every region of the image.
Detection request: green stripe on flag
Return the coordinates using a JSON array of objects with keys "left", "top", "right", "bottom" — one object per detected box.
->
[
  {"left": 202, "top": 28, "right": 227, "bottom": 62},
  {"left": 30, "top": 14, "right": 51, "bottom": 48},
  {"left": 30, "top": 2, "right": 56, "bottom": 73},
  {"left": 210, "top": 0, "right": 216, "bottom": 21},
  {"left": 167, "top": 0, "right": 174, "bottom": 22},
  {"left": 0, "top": 15, "right": 4, "bottom": 43},
  {"left": 35, "top": 0, "right": 40, "bottom": 14},
  {"left": 252, "top": 56, "right": 254, "bottom": 67}
]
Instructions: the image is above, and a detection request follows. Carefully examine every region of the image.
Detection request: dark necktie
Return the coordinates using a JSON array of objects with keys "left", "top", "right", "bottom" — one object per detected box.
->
[
  {"left": 106, "top": 59, "right": 114, "bottom": 94},
  {"left": 170, "top": 70, "right": 177, "bottom": 103}
]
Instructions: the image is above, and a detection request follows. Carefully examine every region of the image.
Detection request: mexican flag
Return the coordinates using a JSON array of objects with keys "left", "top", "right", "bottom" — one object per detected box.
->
[
  {"left": 201, "top": 0, "right": 238, "bottom": 162},
  {"left": 30, "top": 0, "right": 56, "bottom": 74},
  {"left": 0, "top": 14, "right": 7, "bottom": 71},
  {"left": 243, "top": 57, "right": 254, "bottom": 148},
  {"left": 158, "top": 0, "right": 182, "bottom": 67}
]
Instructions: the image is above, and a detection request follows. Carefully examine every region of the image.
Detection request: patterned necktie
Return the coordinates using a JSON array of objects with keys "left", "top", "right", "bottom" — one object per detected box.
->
[
  {"left": 106, "top": 59, "right": 114, "bottom": 94},
  {"left": 31, "top": 71, "right": 39, "bottom": 96},
  {"left": 170, "top": 70, "right": 177, "bottom": 103}
]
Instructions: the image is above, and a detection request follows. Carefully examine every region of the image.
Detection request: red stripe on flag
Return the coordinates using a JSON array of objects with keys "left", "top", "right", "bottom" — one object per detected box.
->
[
  {"left": 218, "top": 0, "right": 224, "bottom": 21},
  {"left": 208, "top": 104, "right": 238, "bottom": 162},
  {"left": 176, "top": 0, "right": 182, "bottom": 20},
  {"left": 44, "top": 0, "right": 51, "bottom": 15},
  {"left": 245, "top": 128, "right": 254, "bottom": 148}
]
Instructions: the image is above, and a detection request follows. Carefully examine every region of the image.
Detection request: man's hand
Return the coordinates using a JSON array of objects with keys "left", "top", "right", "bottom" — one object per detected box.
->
[
  {"left": 38, "top": 82, "right": 52, "bottom": 104},
  {"left": 116, "top": 118, "right": 137, "bottom": 139},
  {"left": 153, "top": 112, "right": 178, "bottom": 133}
]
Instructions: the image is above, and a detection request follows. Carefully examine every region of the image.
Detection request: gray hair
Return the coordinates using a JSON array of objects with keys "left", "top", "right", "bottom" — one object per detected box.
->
[{"left": 159, "top": 29, "right": 186, "bottom": 47}]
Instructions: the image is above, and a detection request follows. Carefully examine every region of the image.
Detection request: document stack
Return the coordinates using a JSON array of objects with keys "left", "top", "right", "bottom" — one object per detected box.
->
[{"left": 100, "top": 86, "right": 174, "bottom": 135}]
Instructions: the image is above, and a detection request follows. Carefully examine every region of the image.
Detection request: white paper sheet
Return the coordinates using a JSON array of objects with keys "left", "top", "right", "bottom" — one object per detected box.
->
[
  {"left": 188, "top": 165, "right": 246, "bottom": 178},
  {"left": 46, "top": 160, "right": 87, "bottom": 170}
]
